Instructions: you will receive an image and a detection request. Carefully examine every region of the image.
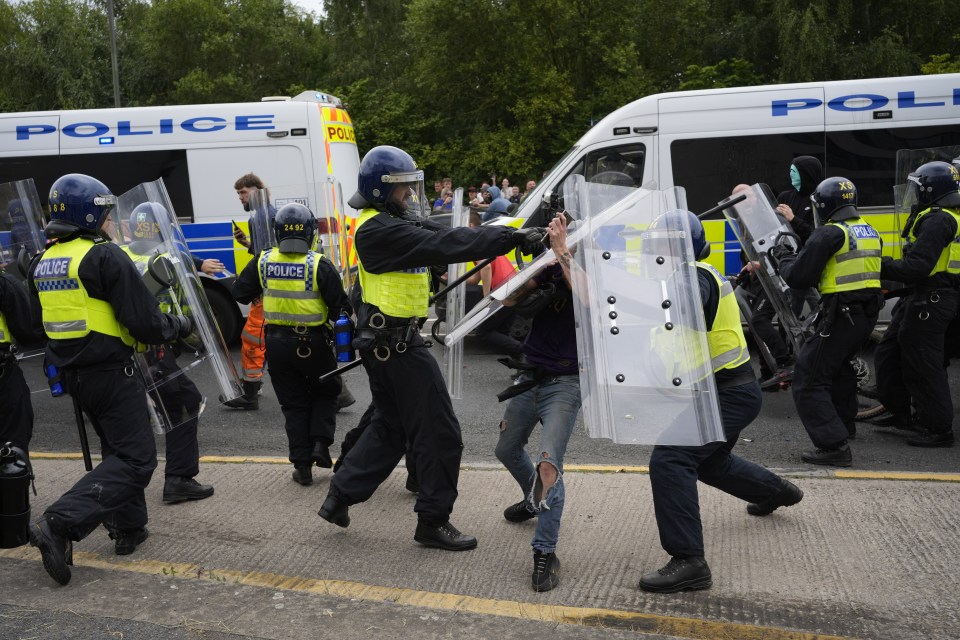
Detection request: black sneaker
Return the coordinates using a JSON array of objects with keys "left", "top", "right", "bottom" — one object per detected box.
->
[
  {"left": 336, "top": 385, "right": 357, "bottom": 411},
  {"left": 292, "top": 465, "right": 313, "bottom": 486},
  {"left": 906, "top": 431, "right": 954, "bottom": 448},
  {"left": 111, "top": 527, "right": 149, "bottom": 556},
  {"left": 747, "top": 479, "right": 803, "bottom": 516},
  {"left": 312, "top": 442, "right": 333, "bottom": 469},
  {"left": 414, "top": 520, "right": 477, "bottom": 551},
  {"left": 163, "top": 476, "right": 215, "bottom": 503},
  {"left": 532, "top": 550, "right": 560, "bottom": 592},
  {"left": 639, "top": 556, "right": 712, "bottom": 593},
  {"left": 318, "top": 495, "right": 350, "bottom": 528},
  {"left": 503, "top": 500, "right": 536, "bottom": 523},
  {"left": 801, "top": 443, "right": 852, "bottom": 467},
  {"left": 28, "top": 518, "right": 73, "bottom": 585},
  {"left": 864, "top": 412, "right": 915, "bottom": 430}
]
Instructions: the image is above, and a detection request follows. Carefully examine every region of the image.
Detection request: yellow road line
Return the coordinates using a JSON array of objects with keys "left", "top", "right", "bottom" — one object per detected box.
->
[
  {"left": 1, "top": 546, "right": 854, "bottom": 640},
  {"left": 26, "top": 453, "right": 960, "bottom": 483}
]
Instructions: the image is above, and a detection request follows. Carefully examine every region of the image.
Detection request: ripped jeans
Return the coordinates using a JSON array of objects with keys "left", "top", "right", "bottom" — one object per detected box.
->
[{"left": 494, "top": 373, "right": 581, "bottom": 553}]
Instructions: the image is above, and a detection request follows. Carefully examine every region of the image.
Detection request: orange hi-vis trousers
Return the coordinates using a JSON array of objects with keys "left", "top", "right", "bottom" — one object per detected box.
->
[{"left": 240, "top": 300, "right": 266, "bottom": 382}]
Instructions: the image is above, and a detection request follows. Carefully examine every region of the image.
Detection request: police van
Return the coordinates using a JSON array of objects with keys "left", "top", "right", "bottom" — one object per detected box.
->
[
  {"left": 506, "top": 73, "right": 960, "bottom": 276},
  {"left": 0, "top": 91, "right": 361, "bottom": 342}
]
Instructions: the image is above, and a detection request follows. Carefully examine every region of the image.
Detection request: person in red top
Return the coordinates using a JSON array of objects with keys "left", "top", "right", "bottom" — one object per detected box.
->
[{"left": 463, "top": 212, "right": 523, "bottom": 356}]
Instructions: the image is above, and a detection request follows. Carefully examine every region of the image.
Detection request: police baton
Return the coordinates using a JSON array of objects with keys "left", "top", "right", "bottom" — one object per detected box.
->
[
  {"left": 698, "top": 193, "right": 746, "bottom": 219},
  {"left": 318, "top": 357, "right": 364, "bottom": 383},
  {"left": 428, "top": 257, "right": 496, "bottom": 305},
  {"left": 71, "top": 396, "right": 93, "bottom": 472}
]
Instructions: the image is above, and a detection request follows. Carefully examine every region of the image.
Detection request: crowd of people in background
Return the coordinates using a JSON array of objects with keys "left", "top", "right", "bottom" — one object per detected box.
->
[{"left": 431, "top": 175, "right": 539, "bottom": 220}]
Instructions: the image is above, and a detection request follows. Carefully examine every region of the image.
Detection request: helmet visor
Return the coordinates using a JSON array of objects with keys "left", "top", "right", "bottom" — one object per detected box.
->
[{"left": 383, "top": 169, "right": 427, "bottom": 220}]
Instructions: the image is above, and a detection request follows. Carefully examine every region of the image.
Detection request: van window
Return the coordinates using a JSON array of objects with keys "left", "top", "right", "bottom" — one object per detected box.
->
[
  {"left": 570, "top": 144, "right": 646, "bottom": 188},
  {"left": 0, "top": 150, "right": 193, "bottom": 220},
  {"left": 826, "top": 126, "right": 960, "bottom": 208},
  {"left": 671, "top": 133, "right": 823, "bottom": 217}
]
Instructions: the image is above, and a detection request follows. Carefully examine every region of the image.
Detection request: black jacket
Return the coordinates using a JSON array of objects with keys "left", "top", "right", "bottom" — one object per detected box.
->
[
  {"left": 777, "top": 155, "right": 823, "bottom": 245},
  {"left": 881, "top": 207, "right": 960, "bottom": 291},
  {"left": 30, "top": 234, "right": 182, "bottom": 369},
  {"left": 0, "top": 272, "right": 43, "bottom": 348}
]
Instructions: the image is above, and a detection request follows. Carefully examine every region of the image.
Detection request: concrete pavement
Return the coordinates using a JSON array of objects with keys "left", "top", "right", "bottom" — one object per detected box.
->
[{"left": 2, "top": 457, "right": 959, "bottom": 640}]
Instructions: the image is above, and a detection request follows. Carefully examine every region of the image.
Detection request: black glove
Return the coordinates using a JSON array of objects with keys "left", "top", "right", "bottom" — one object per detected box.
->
[
  {"left": 176, "top": 314, "right": 193, "bottom": 338},
  {"left": 512, "top": 227, "right": 547, "bottom": 255},
  {"left": 768, "top": 243, "right": 796, "bottom": 264}
]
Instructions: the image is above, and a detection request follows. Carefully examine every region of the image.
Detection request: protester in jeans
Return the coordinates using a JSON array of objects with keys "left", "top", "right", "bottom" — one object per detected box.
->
[{"left": 495, "top": 212, "right": 579, "bottom": 592}]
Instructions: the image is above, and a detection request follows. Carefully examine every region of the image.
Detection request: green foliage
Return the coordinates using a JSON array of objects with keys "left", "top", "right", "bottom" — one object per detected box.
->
[{"left": 1, "top": 0, "right": 959, "bottom": 184}]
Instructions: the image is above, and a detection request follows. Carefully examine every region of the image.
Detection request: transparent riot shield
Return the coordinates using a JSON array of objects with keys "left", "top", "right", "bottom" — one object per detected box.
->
[
  {"left": 117, "top": 179, "right": 243, "bottom": 433},
  {"left": 445, "top": 177, "right": 646, "bottom": 345},
  {"left": 894, "top": 145, "right": 960, "bottom": 237},
  {"left": 720, "top": 184, "right": 805, "bottom": 354},
  {"left": 248, "top": 189, "right": 276, "bottom": 256},
  {"left": 442, "top": 188, "right": 467, "bottom": 398},
  {"left": 1, "top": 179, "right": 46, "bottom": 360},
  {"left": 565, "top": 178, "right": 723, "bottom": 446},
  {"left": 0, "top": 179, "right": 45, "bottom": 279}
]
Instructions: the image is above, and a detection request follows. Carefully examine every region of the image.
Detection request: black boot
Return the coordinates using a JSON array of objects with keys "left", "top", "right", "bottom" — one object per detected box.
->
[
  {"left": 163, "top": 476, "right": 215, "bottom": 503},
  {"left": 318, "top": 495, "right": 350, "bottom": 528},
  {"left": 110, "top": 527, "right": 149, "bottom": 556},
  {"left": 312, "top": 442, "right": 333, "bottom": 468},
  {"left": 336, "top": 384, "right": 356, "bottom": 411},
  {"left": 223, "top": 380, "right": 260, "bottom": 410},
  {"left": 639, "top": 556, "right": 712, "bottom": 593},
  {"left": 906, "top": 430, "right": 954, "bottom": 448},
  {"left": 28, "top": 517, "right": 73, "bottom": 585},
  {"left": 292, "top": 465, "right": 313, "bottom": 486},
  {"left": 801, "top": 443, "right": 852, "bottom": 467},
  {"left": 503, "top": 500, "right": 536, "bottom": 523},
  {"left": 414, "top": 520, "right": 477, "bottom": 551},
  {"left": 747, "top": 479, "right": 803, "bottom": 516}
]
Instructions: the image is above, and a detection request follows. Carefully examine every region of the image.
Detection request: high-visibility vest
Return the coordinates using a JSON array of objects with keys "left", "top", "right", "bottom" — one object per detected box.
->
[
  {"left": 258, "top": 249, "right": 329, "bottom": 326},
  {"left": 906, "top": 207, "right": 960, "bottom": 276},
  {"left": 0, "top": 310, "right": 9, "bottom": 346},
  {"left": 34, "top": 238, "right": 134, "bottom": 346},
  {"left": 121, "top": 245, "right": 175, "bottom": 314},
  {"left": 354, "top": 209, "right": 430, "bottom": 318},
  {"left": 819, "top": 217, "right": 882, "bottom": 294},
  {"left": 698, "top": 262, "right": 750, "bottom": 372}
]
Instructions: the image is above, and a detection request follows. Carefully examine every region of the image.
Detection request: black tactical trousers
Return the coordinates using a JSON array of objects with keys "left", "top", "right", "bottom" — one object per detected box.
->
[
  {"left": 45, "top": 365, "right": 157, "bottom": 540},
  {"left": 154, "top": 350, "right": 204, "bottom": 478},
  {"left": 331, "top": 342, "right": 462, "bottom": 525},
  {"left": 751, "top": 289, "right": 791, "bottom": 365},
  {"left": 265, "top": 327, "right": 340, "bottom": 466},
  {"left": 875, "top": 290, "right": 959, "bottom": 434},
  {"left": 337, "top": 402, "right": 417, "bottom": 479},
  {"left": 792, "top": 302, "right": 878, "bottom": 448},
  {"left": 0, "top": 357, "right": 33, "bottom": 453}
]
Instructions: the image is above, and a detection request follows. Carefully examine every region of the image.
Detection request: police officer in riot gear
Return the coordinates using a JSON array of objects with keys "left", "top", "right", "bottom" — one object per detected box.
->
[
  {"left": 27, "top": 174, "right": 192, "bottom": 585},
  {"left": 123, "top": 203, "right": 215, "bottom": 503},
  {"left": 318, "top": 145, "right": 544, "bottom": 551},
  {"left": 232, "top": 203, "right": 350, "bottom": 485},
  {"left": 0, "top": 271, "right": 40, "bottom": 453},
  {"left": 778, "top": 178, "right": 883, "bottom": 467},
  {"left": 870, "top": 161, "right": 960, "bottom": 447},
  {"left": 641, "top": 210, "right": 802, "bottom": 594}
]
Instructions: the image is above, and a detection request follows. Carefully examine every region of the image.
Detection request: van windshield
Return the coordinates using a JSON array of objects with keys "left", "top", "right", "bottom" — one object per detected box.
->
[{"left": 509, "top": 145, "right": 579, "bottom": 221}]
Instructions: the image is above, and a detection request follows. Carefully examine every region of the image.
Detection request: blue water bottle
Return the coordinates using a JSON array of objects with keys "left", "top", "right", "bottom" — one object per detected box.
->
[
  {"left": 45, "top": 363, "right": 63, "bottom": 397},
  {"left": 334, "top": 311, "right": 355, "bottom": 363}
]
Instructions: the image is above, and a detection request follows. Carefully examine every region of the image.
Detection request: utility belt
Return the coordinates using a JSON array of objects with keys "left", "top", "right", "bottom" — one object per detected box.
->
[
  {"left": 816, "top": 294, "right": 881, "bottom": 337},
  {"left": 266, "top": 323, "right": 333, "bottom": 358},
  {"left": 904, "top": 287, "right": 957, "bottom": 322},
  {"left": 715, "top": 368, "right": 756, "bottom": 390},
  {"left": 354, "top": 312, "right": 423, "bottom": 362}
]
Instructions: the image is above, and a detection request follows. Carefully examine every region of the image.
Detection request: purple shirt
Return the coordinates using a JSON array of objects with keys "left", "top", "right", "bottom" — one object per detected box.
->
[{"left": 522, "top": 263, "right": 578, "bottom": 375}]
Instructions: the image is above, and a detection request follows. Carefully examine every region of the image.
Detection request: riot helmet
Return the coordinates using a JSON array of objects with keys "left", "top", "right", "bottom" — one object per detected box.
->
[
  {"left": 651, "top": 209, "right": 710, "bottom": 261},
  {"left": 48, "top": 173, "right": 117, "bottom": 232},
  {"left": 907, "top": 161, "right": 960, "bottom": 209},
  {"left": 350, "top": 145, "right": 426, "bottom": 219},
  {"left": 274, "top": 203, "right": 316, "bottom": 254},
  {"left": 810, "top": 177, "right": 857, "bottom": 225},
  {"left": 129, "top": 202, "right": 167, "bottom": 246}
]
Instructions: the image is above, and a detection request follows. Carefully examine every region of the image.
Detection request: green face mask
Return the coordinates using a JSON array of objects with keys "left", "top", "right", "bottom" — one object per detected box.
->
[{"left": 790, "top": 165, "right": 802, "bottom": 192}]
